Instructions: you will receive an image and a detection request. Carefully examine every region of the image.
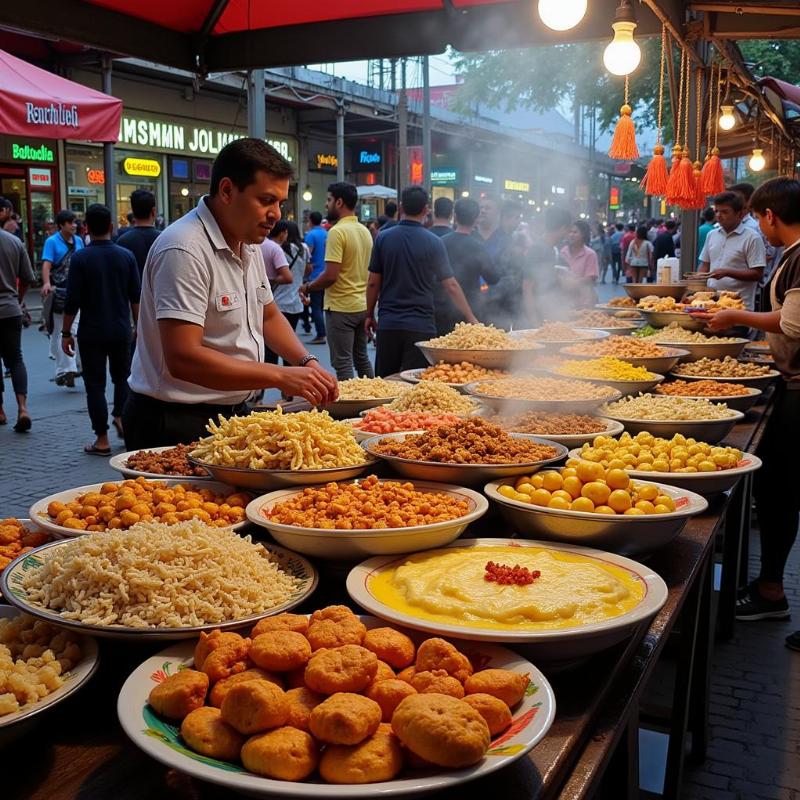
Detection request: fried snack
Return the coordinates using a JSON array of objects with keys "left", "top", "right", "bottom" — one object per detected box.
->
[
  {"left": 386, "top": 381, "right": 479, "bottom": 415},
  {"left": 424, "top": 322, "right": 526, "bottom": 350},
  {"left": 209, "top": 669, "right": 283, "bottom": 708},
  {"left": 639, "top": 322, "right": 740, "bottom": 344},
  {"left": 249, "top": 631, "right": 312, "bottom": 672},
  {"left": 43, "top": 477, "right": 249, "bottom": 532},
  {"left": 520, "top": 321, "right": 595, "bottom": 341},
  {"left": 603, "top": 393, "right": 735, "bottom": 420},
  {"left": 372, "top": 418, "right": 558, "bottom": 465},
  {"left": 672, "top": 356, "right": 770, "bottom": 377},
  {"left": 493, "top": 412, "right": 608, "bottom": 436},
  {"left": 309, "top": 692, "right": 382, "bottom": 745},
  {"left": 572, "top": 310, "right": 635, "bottom": 328},
  {"left": 320, "top": 722, "right": 404, "bottom": 784},
  {"left": 464, "top": 669, "right": 529, "bottom": 707},
  {"left": 415, "top": 638, "right": 473, "bottom": 683},
  {"left": 265, "top": 475, "right": 469, "bottom": 531},
  {"left": 124, "top": 443, "right": 209, "bottom": 477},
  {"left": 251, "top": 613, "right": 309, "bottom": 638},
  {"left": 419, "top": 362, "right": 509, "bottom": 384},
  {"left": 396, "top": 666, "right": 416, "bottom": 684},
  {"left": 366, "top": 679, "right": 418, "bottom": 722},
  {"left": 410, "top": 670, "right": 465, "bottom": 698},
  {"left": 563, "top": 335, "right": 668, "bottom": 359},
  {"left": 608, "top": 295, "right": 636, "bottom": 307},
  {"left": 391, "top": 693, "right": 490, "bottom": 768},
  {"left": 554, "top": 357, "right": 655, "bottom": 381},
  {"left": 194, "top": 630, "right": 247, "bottom": 671},
  {"left": 462, "top": 693, "right": 513, "bottom": 736},
  {"left": 368, "top": 660, "right": 397, "bottom": 687},
  {"left": 336, "top": 377, "right": 409, "bottom": 400},
  {"left": 304, "top": 645, "right": 378, "bottom": 694},
  {"left": 284, "top": 686, "right": 324, "bottom": 732},
  {"left": 0, "top": 519, "right": 51, "bottom": 573},
  {"left": 475, "top": 376, "right": 617, "bottom": 401},
  {"left": 180, "top": 706, "right": 244, "bottom": 761},
  {"left": 241, "top": 727, "right": 319, "bottom": 781},
  {"left": 656, "top": 379, "right": 750, "bottom": 397},
  {"left": 220, "top": 680, "right": 289, "bottom": 735},
  {"left": 201, "top": 638, "right": 250, "bottom": 683},
  {"left": 307, "top": 606, "right": 367, "bottom": 650},
  {"left": 353, "top": 407, "right": 463, "bottom": 435},
  {"left": 148, "top": 669, "right": 209, "bottom": 720},
  {"left": 191, "top": 408, "right": 367, "bottom": 470},
  {"left": 362, "top": 627, "right": 415, "bottom": 670}
]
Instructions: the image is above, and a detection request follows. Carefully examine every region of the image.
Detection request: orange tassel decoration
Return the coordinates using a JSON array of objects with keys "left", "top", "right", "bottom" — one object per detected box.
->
[
  {"left": 701, "top": 147, "right": 725, "bottom": 195},
  {"left": 676, "top": 154, "right": 696, "bottom": 207},
  {"left": 700, "top": 64, "right": 725, "bottom": 196},
  {"left": 643, "top": 144, "right": 669, "bottom": 195},
  {"left": 608, "top": 103, "right": 640, "bottom": 160},
  {"left": 665, "top": 145, "right": 684, "bottom": 205},
  {"left": 689, "top": 161, "right": 706, "bottom": 210}
]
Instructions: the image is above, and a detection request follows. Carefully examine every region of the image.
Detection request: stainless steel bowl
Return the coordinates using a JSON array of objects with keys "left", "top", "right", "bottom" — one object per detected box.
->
[
  {"left": 361, "top": 432, "right": 567, "bottom": 486},
  {"left": 668, "top": 369, "right": 779, "bottom": 392},
  {"left": 651, "top": 338, "right": 748, "bottom": 362},
  {"left": 682, "top": 274, "right": 709, "bottom": 294},
  {"left": 599, "top": 409, "right": 744, "bottom": 444},
  {"left": 655, "top": 386, "right": 762, "bottom": 413},
  {"left": 415, "top": 342, "right": 543, "bottom": 371},
  {"left": 547, "top": 369, "right": 665, "bottom": 397},
  {"left": 624, "top": 284, "right": 687, "bottom": 301},
  {"left": 463, "top": 379, "right": 622, "bottom": 416},
  {"left": 398, "top": 368, "right": 476, "bottom": 394},
  {"left": 489, "top": 416, "right": 625, "bottom": 448},
  {"left": 509, "top": 328, "right": 610, "bottom": 351},
  {"left": 186, "top": 457, "right": 378, "bottom": 491},
  {"left": 569, "top": 322, "right": 641, "bottom": 336},
  {"left": 484, "top": 479, "right": 708, "bottom": 556},
  {"left": 638, "top": 310, "right": 708, "bottom": 331},
  {"left": 558, "top": 345, "right": 690, "bottom": 374},
  {"left": 594, "top": 303, "right": 642, "bottom": 317}
]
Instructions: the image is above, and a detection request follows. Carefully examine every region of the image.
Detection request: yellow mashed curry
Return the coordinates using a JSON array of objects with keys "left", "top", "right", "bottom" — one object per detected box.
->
[{"left": 369, "top": 545, "right": 645, "bottom": 631}]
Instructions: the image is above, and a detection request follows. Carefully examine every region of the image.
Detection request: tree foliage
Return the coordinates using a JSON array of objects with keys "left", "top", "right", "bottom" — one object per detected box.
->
[{"left": 739, "top": 40, "right": 800, "bottom": 83}]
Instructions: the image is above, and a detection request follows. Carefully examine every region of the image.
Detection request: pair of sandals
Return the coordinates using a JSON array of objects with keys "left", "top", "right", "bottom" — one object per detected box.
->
[
  {"left": 84, "top": 418, "right": 124, "bottom": 456},
  {"left": 0, "top": 413, "right": 31, "bottom": 432}
]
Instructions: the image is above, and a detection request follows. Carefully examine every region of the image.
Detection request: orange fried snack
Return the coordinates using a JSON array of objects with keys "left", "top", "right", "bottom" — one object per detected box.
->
[
  {"left": 308, "top": 692, "right": 381, "bottom": 745},
  {"left": 180, "top": 706, "right": 244, "bottom": 761},
  {"left": 410, "top": 670, "right": 465, "bottom": 698},
  {"left": 462, "top": 693, "right": 513, "bottom": 735},
  {"left": 251, "top": 613, "right": 309, "bottom": 638},
  {"left": 464, "top": 669, "right": 529, "bottom": 707},
  {"left": 319, "top": 722, "right": 404, "bottom": 784},
  {"left": 365, "top": 679, "right": 417, "bottom": 722},
  {"left": 194, "top": 630, "right": 248, "bottom": 671},
  {"left": 249, "top": 631, "right": 312, "bottom": 672},
  {"left": 241, "top": 726, "right": 318, "bottom": 781},
  {"left": 362, "top": 627, "right": 415, "bottom": 670},
  {"left": 304, "top": 645, "right": 378, "bottom": 695},
  {"left": 209, "top": 669, "right": 283, "bottom": 708},
  {"left": 284, "top": 686, "right": 324, "bottom": 732},
  {"left": 148, "top": 669, "right": 209, "bottom": 720},
  {"left": 220, "top": 680, "right": 289, "bottom": 735},
  {"left": 415, "top": 638, "right": 473, "bottom": 683}
]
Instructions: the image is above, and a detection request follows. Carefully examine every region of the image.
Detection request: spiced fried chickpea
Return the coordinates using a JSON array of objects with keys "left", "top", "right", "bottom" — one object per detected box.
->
[
  {"left": 241, "top": 727, "right": 318, "bottom": 781},
  {"left": 465, "top": 669, "right": 529, "bottom": 707},
  {"left": 209, "top": 669, "right": 284, "bottom": 708},
  {"left": 220, "top": 680, "right": 289, "bottom": 735},
  {"left": 181, "top": 706, "right": 244, "bottom": 761},
  {"left": 249, "top": 631, "right": 312, "bottom": 672},
  {"left": 319, "top": 723, "right": 404, "bottom": 784},
  {"left": 149, "top": 669, "right": 209, "bottom": 720},
  {"left": 362, "top": 628, "right": 415, "bottom": 670},
  {"left": 309, "top": 693, "right": 382, "bottom": 745}
]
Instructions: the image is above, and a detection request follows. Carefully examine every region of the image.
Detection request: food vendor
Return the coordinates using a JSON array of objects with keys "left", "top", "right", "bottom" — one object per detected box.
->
[
  {"left": 696, "top": 177, "right": 800, "bottom": 646},
  {"left": 123, "top": 139, "right": 337, "bottom": 449}
]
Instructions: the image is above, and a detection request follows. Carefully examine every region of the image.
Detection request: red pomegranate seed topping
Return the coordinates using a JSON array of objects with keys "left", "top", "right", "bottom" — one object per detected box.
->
[{"left": 484, "top": 561, "right": 541, "bottom": 586}]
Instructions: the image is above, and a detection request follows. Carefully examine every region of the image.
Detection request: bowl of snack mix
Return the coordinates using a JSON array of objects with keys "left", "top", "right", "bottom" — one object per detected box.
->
[{"left": 549, "top": 357, "right": 665, "bottom": 396}]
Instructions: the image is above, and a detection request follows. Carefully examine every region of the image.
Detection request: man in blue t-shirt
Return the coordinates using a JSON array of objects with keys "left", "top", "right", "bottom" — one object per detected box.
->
[
  {"left": 303, "top": 211, "right": 328, "bottom": 343},
  {"left": 41, "top": 209, "right": 83, "bottom": 386},
  {"left": 365, "top": 186, "right": 478, "bottom": 376}
]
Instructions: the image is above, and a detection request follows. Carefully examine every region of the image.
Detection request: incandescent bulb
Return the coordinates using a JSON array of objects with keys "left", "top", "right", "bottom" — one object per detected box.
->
[
  {"left": 180, "top": 187, "right": 189, "bottom": 197},
  {"left": 749, "top": 149, "right": 766, "bottom": 172},
  {"left": 603, "top": 21, "right": 641, "bottom": 76},
  {"left": 302, "top": 189, "right": 313, "bottom": 202},
  {"left": 537, "top": 0, "right": 587, "bottom": 31},
  {"left": 719, "top": 105, "right": 736, "bottom": 131}
]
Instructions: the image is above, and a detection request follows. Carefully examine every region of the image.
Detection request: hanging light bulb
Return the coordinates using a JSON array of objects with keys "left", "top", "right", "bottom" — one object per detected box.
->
[
  {"left": 302, "top": 186, "right": 313, "bottom": 202},
  {"left": 749, "top": 148, "right": 766, "bottom": 172},
  {"left": 603, "top": 0, "right": 641, "bottom": 77},
  {"left": 537, "top": 0, "right": 587, "bottom": 31},
  {"left": 718, "top": 105, "right": 736, "bottom": 131}
]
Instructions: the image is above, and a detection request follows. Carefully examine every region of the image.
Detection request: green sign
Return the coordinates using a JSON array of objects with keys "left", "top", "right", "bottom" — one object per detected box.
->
[
  {"left": 12, "top": 143, "right": 54, "bottom": 162},
  {"left": 431, "top": 168, "right": 458, "bottom": 184}
]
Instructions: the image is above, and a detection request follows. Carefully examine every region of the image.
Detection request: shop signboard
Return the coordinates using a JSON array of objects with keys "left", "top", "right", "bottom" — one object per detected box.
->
[
  {"left": 431, "top": 169, "right": 458, "bottom": 185},
  {"left": 504, "top": 179, "right": 530, "bottom": 193},
  {"left": 29, "top": 167, "right": 52, "bottom": 188},
  {"left": 352, "top": 144, "right": 382, "bottom": 172},
  {"left": 11, "top": 142, "right": 54, "bottom": 162},
  {"left": 123, "top": 157, "right": 162, "bottom": 178},
  {"left": 408, "top": 146, "right": 423, "bottom": 184},
  {"left": 609, "top": 186, "right": 620, "bottom": 210},
  {"left": 313, "top": 153, "right": 338, "bottom": 172},
  {"left": 474, "top": 174, "right": 493, "bottom": 185}
]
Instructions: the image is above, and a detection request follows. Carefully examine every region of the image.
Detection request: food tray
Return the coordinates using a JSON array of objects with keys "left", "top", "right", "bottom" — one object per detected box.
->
[
  {"left": 649, "top": 338, "right": 748, "bottom": 363},
  {"left": 558, "top": 346, "right": 690, "bottom": 375},
  {"left": 624, "top": 283, "right": 687, "bottom": 301},
  {"left": 415, "top": 342, "right": 543, "bottom": 371},
  {"left": 109, "top": 446, "right": 213, "bottom": 480},
  {"left": 464, "top": 380, "right": 622, "bottom": 416},
  {"left": 667, "top": 370, "right": 779, "bottom": 392},
  {"left": 655, "top": 386, "right": 762, "bottom": 413},
  {"left": 546, "top": 369, "right": 665, "bottom": 397},
  {"left": 599, "top": 408, "right": 745, "bottom": 444}
]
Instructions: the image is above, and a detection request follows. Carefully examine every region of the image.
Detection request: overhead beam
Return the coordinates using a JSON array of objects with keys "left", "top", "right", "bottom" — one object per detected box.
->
[{"left": 690, "top": 2, "right": 800, "bottom": 15}]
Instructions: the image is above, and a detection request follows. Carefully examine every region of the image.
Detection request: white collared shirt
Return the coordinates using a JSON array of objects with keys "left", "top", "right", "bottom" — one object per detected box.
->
[
  {"left": 129, "top": 197, "right": 273, "bottom": 404},
  {"left": 700, "top": 222, "right": 766, "bottom": 310}
]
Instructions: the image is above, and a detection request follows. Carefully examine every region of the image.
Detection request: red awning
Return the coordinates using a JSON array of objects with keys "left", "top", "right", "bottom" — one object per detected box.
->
[{"left": 0, "top": 48, "right": 122, "bottom": 142}]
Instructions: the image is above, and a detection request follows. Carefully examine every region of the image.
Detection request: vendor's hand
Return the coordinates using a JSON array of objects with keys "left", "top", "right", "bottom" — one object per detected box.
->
[
  {"left": 61, "top": 334, "right": 74, "bottom": 357},
  {"left": 276, "top": 365, "right": 337, "bottom": 406},
  {"left": 699, "top": 308, "right": 744, "bottom": 332},
  {"left": 707, "top": 269, "right": 728, "bottom": 280},
  {"left": 41, "top": 282, "right": 52, "bottom": 297},
  {"left": 365, "top": 315, "right": 378, "bottom": 340}
]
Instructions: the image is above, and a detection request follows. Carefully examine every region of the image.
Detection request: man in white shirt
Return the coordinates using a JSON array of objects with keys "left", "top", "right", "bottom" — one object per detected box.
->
[
  {"left": 123, "top": 139, "right": 337, "bottom": 449},
  {"left": 699, "top": 190, "right": 766, "bottom": 311}
]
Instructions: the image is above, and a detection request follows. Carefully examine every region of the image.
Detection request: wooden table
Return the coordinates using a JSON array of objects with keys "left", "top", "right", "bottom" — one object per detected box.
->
[{"left": 0, "top": 399, "right": 771, "bottom": 800}]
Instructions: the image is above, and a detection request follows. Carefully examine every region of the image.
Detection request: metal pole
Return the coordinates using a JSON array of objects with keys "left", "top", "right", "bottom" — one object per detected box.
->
[
  {"left": 422, "top": 56, "right": 432, "bottom": 196},
  {"left": 398, "top": 91, "right": 408, "bottom": 195},
  {"left": 247, "top": 69, "right": 266, "bottom": 140},
  {"left": 336, "top": 103, "right": 345, "bottom": 182},
  {"left": 101, "top": 55, "right": 117, "bottom": 231}
]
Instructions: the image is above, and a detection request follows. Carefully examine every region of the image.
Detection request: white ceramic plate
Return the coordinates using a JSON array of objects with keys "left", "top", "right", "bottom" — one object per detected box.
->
[
  {"left": 117, "top": 614, "right": 555, "bottom": 798},
  {"left": 0, "top": 606, "right": 99, "bottom": 732},
  {"left": 109, "top": 446, "right": 213, "bottom": 480},
  {"left": 29, "top": 479, "right": 248, "bottom": 537},
  {"left": 0, "top": 540, "right": 317, "bottom": 640}
]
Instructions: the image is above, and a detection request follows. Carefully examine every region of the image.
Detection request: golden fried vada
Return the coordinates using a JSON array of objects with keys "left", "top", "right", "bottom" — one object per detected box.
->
[
  {"left": 319, "top": 723, "right": 404, "bottom": 784},
  {"left": 284, "top": 686, "right": 324, "bottom": 732},
  {"left": 308, "top": 692, "right": 381, "bottom": 745},
  {"left": 241, "top": 726, "right": 318, "bottom": 781},
  {"left": 180, "top": 706, "right": 244, "bottom": 761},
  {"left": 209, "top": 669, "right": 283, "bottom": 708},
  {"left": 366, "top": 678, "right": 417, "bottom": 722},
  {"left": 391, "top": 693, "right": 490, "bottom": 769},
  {"left": 220, "top": 680, "right": 289, "bottom": 735},
  {"left": 465, "top": 669, "right": 529, "bottom": 707},
  {"left": 367, "top": 660, "right": 396, "bottom": 688},
  {"left": 396, "top": 666, "right": 416, "bottom": 684},
  {"left": 410, "top": 670, "right": 465, "bottom": 698},
  {"left": 304, "top": 645, "right": 378, "bottom": 695},
  {"left": 251, "top": 613, "right": 309, "bottom": 638},
  {"left": 461, "top": 693, "right": 513, "bottom": 735},
  {"left": 415, "top": 638, "right": 472, "bottom": 683},
  {"left": 309, "top": 605, "right": 357, "bottom": 625},
  {"left": 362, "top": 627, "right": 415, "bottom": 670},
  {"left": 148, "top": 668, "right": 209, "bottom": 720},
  {"left": 307, "top": 617, "right": 366, "bottom": 651},
  {"left": 194, "top": 630, "right": 248, "bottom": 671},
  {"left": 201, "top": 638, "right": 251, "bottom": 683},
  {"left": 249, "top": 631, "right": 312, "bottom": 672}
]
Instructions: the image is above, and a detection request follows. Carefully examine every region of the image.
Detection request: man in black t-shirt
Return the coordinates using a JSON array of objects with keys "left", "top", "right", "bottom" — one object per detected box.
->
[
  {"left": 116, "top": 189, "right": 161, "bottom": 277},
  {"left": 653, "top": 220, "right": 677, "bottom": 272},
  {"left": 429, "top": 196, "right": 453, "bottom": 238}
]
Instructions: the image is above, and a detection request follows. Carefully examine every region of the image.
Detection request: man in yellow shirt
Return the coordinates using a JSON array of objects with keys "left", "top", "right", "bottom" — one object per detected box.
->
[{"left": 301, "top": 182, "right": 374, "bottom": 379}]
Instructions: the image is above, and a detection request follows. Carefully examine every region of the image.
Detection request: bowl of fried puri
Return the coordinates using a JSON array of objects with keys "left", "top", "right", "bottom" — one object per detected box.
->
[
  {"left": 118, "top": 607, "right": 555, "bottom": 794},
  {"left": 246, "top": 476, "right": 489, "bottom": 560}
]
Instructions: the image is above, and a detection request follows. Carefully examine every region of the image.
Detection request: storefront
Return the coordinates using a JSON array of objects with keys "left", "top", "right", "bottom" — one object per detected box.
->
[
  {"left": 430, "top": 167, "right": 460, "bottom": 202},
  {"left": 304, "top": 142, "right": 340, "bottom": 217}
]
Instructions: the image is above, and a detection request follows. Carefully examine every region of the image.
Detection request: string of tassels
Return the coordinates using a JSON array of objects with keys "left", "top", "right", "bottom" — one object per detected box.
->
[
  {"left": 701, "top": 61, "right": 725, "bottom": 196},
  {"left": 608, "top": 76, "right": 640, "bottom": 160},
  {"left": 642, "top": 24, "right": 669, "bottom": 196}
]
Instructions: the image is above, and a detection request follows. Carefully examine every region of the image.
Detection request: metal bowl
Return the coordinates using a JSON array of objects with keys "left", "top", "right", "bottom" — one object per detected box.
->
[
  {"left": 362, "top": 432, "right": 567, "bottom": 486},
  {"left": 109, "top": 446, "right": 213, "bottom": 480},
  {"left": 594, "top": 303, "right": 641, "bottom": 317},
  {"left": 415, "top": 342, "right": 543, "bottom": 371},
  {"left": 668, "top": 369, "right": 780, "bottom": 392},
  {"left": 558, "top": 345, "right": 690, "bottom": 374},
  {"left": 489, "top": 416, "right": 625, "bottom": 448},
  {"left": 245, "top": 479, "right": 489, "bottom": 560},
  {"left": 650, "top": 338, "right": 748, "bottom": 363},
  {"left": 569, "top": 321, "right": 641, "bottom": 336},
  {"left": 320, "top": 396, "right": 397, "bottom": 419},
  {"left": 624, "top": 283, "right": 687, "bottom": 301},
  {"left": 484, "top": 480, "right": 708, "bottom": 557},
  {"left": 186, "top": 456, "right": 378, "bottom": 491},
  {"left": 547, "top": 368, "right": 665, "bottom": 397},
  {"left": 463, "top": 379, "right": 621, "bottom": 416},
  {"left": 510, "top": 328, "right": 610, "bottom": 351},
  {"left": 638, "top": 310, "right": 708, "bottom": 331},
  {"left": 654, "top": 386, "right": 762, "bottom": 413},
  {"left": 398, "top": 368, "right": 481, "bottom": 394},
  {"left": 599, "top": 408, "right": 745, "bottom": 444},
  {"left": 682, "top": 274, "right": 710, "bottom": 294}
]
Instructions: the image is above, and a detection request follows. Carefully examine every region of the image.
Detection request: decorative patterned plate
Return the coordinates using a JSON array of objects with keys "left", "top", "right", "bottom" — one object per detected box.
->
[{"left": 117, "top": 615, "right": 555, "bottom": 797}]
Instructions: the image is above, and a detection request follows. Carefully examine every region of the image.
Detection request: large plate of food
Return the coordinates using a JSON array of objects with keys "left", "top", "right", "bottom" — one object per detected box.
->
[
  {"left": 343, "top": 409, "right": 463, "bottom": 443},
  {"left": 109, "top": 444, "right": 213, "bottom": 480},
  {"left": 559, "top": 337, "right": 689, "bottom": 374},
  {"left": 548, "top": 356, "right": 664, "bottom": 396},
  {"left": 399, "top": 362, "right": 510, "bottom": 393},
  {"left": 510, "top": 323, "right": 609, "bottom": 350},
  {"left": 347, "top": 539, "right": 668, "bottom": 664},
  {"left": 634, "top": 324, "right": 748, "bottom": 362},
  {"left": 669, "top": 357, "right": 779, "bottom": 391},
  {"left": 655, "top": 379, "right": 762, "bottom": 413},
  {"left": 488, "top": 412, "right": 625, "bottom": 448},
  {"left": 623, "top": 283, "right": 687, "bottom": 301},
  {"left": 320, "top": 377, "right": 411, "bottom": 419},
  {"left": 0, "top": 522, "right": 317, "bottom": 640},
  {"left": 117, "top": 609, "right": 556, "bottom": 797}
]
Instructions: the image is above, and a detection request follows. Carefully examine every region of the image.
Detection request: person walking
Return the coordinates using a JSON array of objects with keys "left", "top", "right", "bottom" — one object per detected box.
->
[
  {"left": 429, "top": 197, "right": 454, "bottom": 237},
  {"left": 620, "top": 223, "right": 637, "bottom": 282},
  {"left": 61, "top": 204, "right": 141, "bottom": 455},
  {"left": 589, "top": 223, "right": 608, "bottom": 283},
  {"left": 380, "top": 201, "right": 398, "bottom": 230},
  {"left": 365, "top": 186, "right": 478, "bottom": 376},
  {"left": 560, "top": 220, "right": 600, "bottom": 307},
  {"left": 303, "top": 211, "right": 328, "bottom": 344},
  {"left": 0, "top": 227, "right": 34, "bottom": 432},
  {"left": 41, "top": 209, "right": 83, "bottom": 387},
  {"left": 625, "top": 225, "right": 654, "bottom": 285},
  {"left": 116, "top": 189, "right": 161, "bottom": 277},
  {"left": 300, "top": 182, "right": 374, "bottom": 380},
  {"left": 608, "top": 223, "right": 624, "bottom": 283}
]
